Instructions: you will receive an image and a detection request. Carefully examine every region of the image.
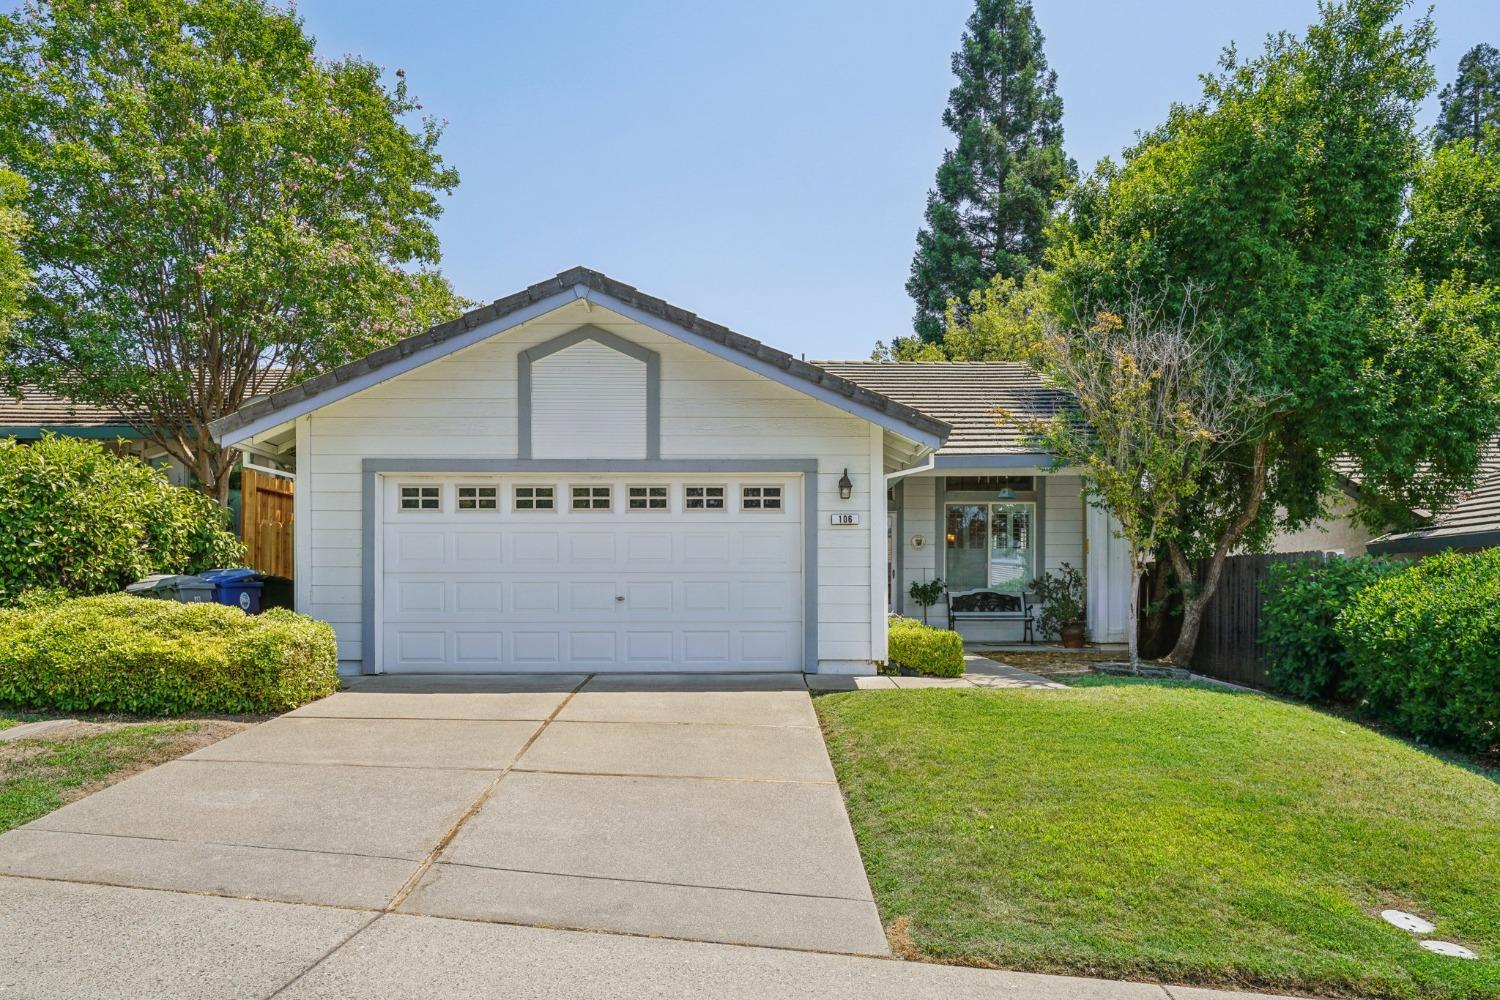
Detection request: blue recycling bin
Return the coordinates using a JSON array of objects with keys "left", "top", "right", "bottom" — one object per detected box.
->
[{"left": 200, "top": 568, "right": 265, "bottom": 613}]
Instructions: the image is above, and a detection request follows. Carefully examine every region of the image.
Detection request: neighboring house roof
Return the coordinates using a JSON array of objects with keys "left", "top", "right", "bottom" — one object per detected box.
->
[
  {"left": 1368, "top": 441, "right": 1500, "bottom": 554},
  {"left": 3, "top": 371, "right": 291, "bottom": 441},
  {"left": 0, "top": 386, "right": 140, "bottom": 438},
  {"left": 210, "top": 267, "right": 951, "bottom": 447},
  {"left": 812, "top": 361, "right": 1070, "bottom": 462}
]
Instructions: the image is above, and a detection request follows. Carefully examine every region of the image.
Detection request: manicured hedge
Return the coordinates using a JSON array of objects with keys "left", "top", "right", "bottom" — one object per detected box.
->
[
  {"left": 0, "top": 594, "right": 338, "bottom": 715},
  {"left": 888, "top": 616, "right": 965, "bottom": 677},
  {"left": 1261, "top": 555, "right": 1405, "bottom": 701},
  {"left": 0, "top": 435, "right": 243, "bottom": 605},
  {"left": 1337, "top": 549, "right": 1500, "bottom": 754}
]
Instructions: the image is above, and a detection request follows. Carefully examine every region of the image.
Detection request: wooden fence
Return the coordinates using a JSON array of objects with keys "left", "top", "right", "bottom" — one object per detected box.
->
[
  {"left": 1183, "top": 550, "right": 1329, "bottom": 688},
  {"left": 241, "top": 467, "right": 294, "bottom": 579}
]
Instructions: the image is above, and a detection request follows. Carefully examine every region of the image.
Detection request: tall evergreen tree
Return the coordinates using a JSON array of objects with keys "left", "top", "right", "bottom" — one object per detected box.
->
[
  {"left": 1436, "top": 43, "right": 1500, "bottom": 149},
  {"left": 906, "top": 0, "right": 1074, "bottom": 345}
]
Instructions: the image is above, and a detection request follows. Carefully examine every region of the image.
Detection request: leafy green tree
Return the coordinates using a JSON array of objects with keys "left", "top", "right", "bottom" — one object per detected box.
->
[
  {"left": 1406, "top": 127, "right": 1500, "bottom": 289},
  {"left": 875, "top": 273, "right": 1047, "bottom": 361},
  {"left": 0, "top": 0, "right": 466, "bottom": 501},
  {"left": 1436, "top": 42, "right": 1500, "bottom": 150},
  {"left": 0, "top": 167, "right": 25, "bottom": 338},
  {"left": 905, "top": 0, "right": 1074, "bottom": 347},
  {"left": 1046, "top": 0, "right": 1500, "bottom": 665}
]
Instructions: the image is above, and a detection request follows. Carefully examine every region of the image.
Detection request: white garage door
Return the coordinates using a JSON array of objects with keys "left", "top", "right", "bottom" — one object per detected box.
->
[{"left": 378, "top": 475, "right": 804, "bottom": 672}]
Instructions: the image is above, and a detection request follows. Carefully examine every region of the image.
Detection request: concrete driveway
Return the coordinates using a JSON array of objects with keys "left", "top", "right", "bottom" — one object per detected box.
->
[{"left": 0, "top": 672, "right": 886, "bottom": 956}]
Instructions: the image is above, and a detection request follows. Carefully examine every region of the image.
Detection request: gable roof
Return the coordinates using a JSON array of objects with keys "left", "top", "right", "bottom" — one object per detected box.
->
[
  {"left": 812, "top": 361, "right": 1069, "bottom": 460},
  {"left": 209, "top": 267, "right": 950, "bottom": 447},
  {"left": 1368, "top": 440, "right": 1500, "bottom": 554}
]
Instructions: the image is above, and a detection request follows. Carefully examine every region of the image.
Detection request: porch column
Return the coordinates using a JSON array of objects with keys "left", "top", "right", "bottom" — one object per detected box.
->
[
  {"left": 1084, "top": 503, "right": 1131, "bottom": 643},
  {"left": 869, "top": 424, "right": 889, "bottom": 665}
]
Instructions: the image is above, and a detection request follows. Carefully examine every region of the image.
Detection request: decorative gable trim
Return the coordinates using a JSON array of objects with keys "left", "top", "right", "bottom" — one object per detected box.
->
[{"left": 517, "top": 325, "right": 660, "bottom": 460}]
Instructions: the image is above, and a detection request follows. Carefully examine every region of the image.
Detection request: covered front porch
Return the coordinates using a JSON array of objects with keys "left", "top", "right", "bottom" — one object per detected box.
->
[{"left": 887, "top": 466, "right": 1131, "bottom": 646}]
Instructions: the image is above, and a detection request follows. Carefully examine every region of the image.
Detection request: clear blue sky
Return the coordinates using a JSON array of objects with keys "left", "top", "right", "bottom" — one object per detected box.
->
[{"left": 293, "top": 0, "right": 1497, "bottom": 360}]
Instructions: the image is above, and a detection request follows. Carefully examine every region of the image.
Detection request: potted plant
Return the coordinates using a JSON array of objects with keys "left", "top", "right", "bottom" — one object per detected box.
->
[
  {"left": 908, "top": 577, "right": 945, "bottom": 627},
  {"left": 1031, "top": 563, "right": 1087, "bottom": 648}
]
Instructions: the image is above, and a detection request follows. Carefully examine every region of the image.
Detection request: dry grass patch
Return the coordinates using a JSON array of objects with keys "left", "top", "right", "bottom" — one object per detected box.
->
[{"left": 1, "top": 716, "right": 257, "bottom": 833}]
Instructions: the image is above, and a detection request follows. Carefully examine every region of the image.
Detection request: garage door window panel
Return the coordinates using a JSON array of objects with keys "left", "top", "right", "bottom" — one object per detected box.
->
[
  {"left": 572, "top": 485, "right": 612, "bottom": 511},
  {"left": 399, "top": 485, "right": 441, "bottom": 511},
  {"left": 456, "top": 485, "right": 498, "bottom": 511},
  {"left": 514, "top": 485, "right": 555, "bottom": 511},
  {"left": 742, "top": 485, "right": 783, "bottom": 511},
  {"left": 684, "top": 485, "right": 726, "bottom": 510},
  {"left": 627, "top": 485, "right": 669, "bottom": 511}
]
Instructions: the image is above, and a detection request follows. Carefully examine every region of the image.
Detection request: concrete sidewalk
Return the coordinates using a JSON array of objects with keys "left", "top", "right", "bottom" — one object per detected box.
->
[{"left": 0, "top": 876, "right": 1286, "bottom": 1000}]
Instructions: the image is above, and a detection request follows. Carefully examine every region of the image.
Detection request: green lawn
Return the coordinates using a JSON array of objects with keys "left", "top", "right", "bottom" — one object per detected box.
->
[
  {"left": 816, "top": 681, "right": 1500, "bottom": 1000},
  {"left": 0, "top": 721, "right": 195, "bottom": 833}
]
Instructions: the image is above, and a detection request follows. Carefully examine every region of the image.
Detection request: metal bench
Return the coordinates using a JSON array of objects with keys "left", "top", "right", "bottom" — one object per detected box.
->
[{"left": 945, "top": 588, "right": 1036, "bottom": 643}]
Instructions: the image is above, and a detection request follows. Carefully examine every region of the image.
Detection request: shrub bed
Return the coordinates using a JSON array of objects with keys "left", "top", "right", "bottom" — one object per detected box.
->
[
  {"left": 0, "top": 435, "right": 243, "bottom": 605},
  {"left": 1261, "top": 555, "right": 1404, "bottom": 701},
  {"left": 0, "top": 594, "right": 338, "bottom": 715},
  {"left": 888, "top": 616, "right": 965, "bottom": 677},
  {"left": 1337, "top": 548, "right": 1500, "bottom": 754}
]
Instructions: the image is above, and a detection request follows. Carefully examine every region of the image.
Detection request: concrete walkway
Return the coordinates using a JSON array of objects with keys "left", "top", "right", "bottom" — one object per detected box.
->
[{"left": 0, "top": 671, "right": 1279, "bottom": 999}]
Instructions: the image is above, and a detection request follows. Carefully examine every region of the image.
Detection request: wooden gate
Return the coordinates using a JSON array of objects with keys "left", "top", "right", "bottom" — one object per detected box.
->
[{"left": 241, "top": 467, "right": 294, "bottom": 579}]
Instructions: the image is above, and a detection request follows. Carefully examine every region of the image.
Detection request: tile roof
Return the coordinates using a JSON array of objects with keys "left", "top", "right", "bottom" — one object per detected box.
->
[
  {"left": 0, "top": 386, "right": 133, "bottom": 429},
  {"left": 1370, "top": 440, "right": 1500, "bottom": 553},
  {"left": 1, "top": 371, "right": 293, "bottom": 436},
  {"left": 810, "top": 361, "right": 1069, "bottom": 455},
  {"left": 210, "top": 267, "right": 951, "bottom": 443}
]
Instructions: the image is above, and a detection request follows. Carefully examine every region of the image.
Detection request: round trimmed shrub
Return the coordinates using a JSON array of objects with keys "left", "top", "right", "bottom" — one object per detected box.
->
[
  {"left": 0, "top": 594, "right": 338, "bottom": 715},
  {"left": 1260, "top": 555, "right": 1405, "bottom": 701},
  {"left": 0, "top": 435, "right": 243, "bottom": 605},
  {"left": 1336, "top": 548, "right": 1500, "bottom": 754}
]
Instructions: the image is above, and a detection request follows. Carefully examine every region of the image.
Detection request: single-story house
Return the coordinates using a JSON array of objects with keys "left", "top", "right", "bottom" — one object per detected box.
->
[{"left": 209, "top": 267, "right": 1135, "bottom": 677}]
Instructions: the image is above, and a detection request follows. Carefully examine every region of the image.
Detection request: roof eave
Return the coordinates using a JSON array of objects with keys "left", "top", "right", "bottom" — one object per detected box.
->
[{"left": 1366, "top": 527, "right": 1500, "bottom": 555}]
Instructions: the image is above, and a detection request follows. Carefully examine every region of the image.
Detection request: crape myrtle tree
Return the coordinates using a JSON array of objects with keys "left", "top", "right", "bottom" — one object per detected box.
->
[
  {"left": 902, "top": 0, "right": 1074, "bottom": 353},
  {"left": 1026, "top": 289, "right": 1269, "bottom": 671},
  {"left": 1435, "top": 43, "right": 1500, "bottom": 150},
  {"left": 0, "top": 0, "right": 466, "bottom": 501},
  {"left": 1045, "top": 0, "right": 1500, "bottom": 665}
]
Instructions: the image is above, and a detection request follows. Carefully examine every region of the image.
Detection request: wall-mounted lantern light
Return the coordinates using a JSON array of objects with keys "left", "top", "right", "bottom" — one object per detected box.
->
[{"left": 838, "top": 468, "right": 853, "bottom": 500}]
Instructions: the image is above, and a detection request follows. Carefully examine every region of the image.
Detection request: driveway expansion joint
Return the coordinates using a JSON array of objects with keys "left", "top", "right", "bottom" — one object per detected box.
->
[{"left": 382, "top": 673, "right": 593, "bottom": 913}]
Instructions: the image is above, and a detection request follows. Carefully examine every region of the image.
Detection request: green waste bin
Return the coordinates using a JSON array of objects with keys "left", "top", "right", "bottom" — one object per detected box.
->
[{"left": 124, "top": 574, "right": 216, "bottom": 603}]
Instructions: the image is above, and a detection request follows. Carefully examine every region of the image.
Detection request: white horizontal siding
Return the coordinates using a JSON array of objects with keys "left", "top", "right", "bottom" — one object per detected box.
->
[
  {"left": 1044, "top": 475, "right": 1085, "bottom": 576},
  {"left": 301, "top": 298, "right": 881, "bottom": 670},
  {"left": 531, "top": 340, "right": 647, "bottom": 459}
]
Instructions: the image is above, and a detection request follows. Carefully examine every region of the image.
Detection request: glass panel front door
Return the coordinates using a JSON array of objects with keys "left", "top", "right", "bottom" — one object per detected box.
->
[
  {"left": 944, "top": 504, "right": 989, "bottom": 591},
  {"left": 944, "top": 502, "right": 1035, "bottom": 594},
  {"left": 988, "top": 503, "right": 1032, "bottom": 593}
]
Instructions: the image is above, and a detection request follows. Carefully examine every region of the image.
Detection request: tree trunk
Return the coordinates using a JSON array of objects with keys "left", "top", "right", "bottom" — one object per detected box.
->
[
  {"left": 1127, "top": 552, "right": 1142, "bottom": 674},
  {"left": 1162, "top": 438, "right": 1271, "bottom": 666}
]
